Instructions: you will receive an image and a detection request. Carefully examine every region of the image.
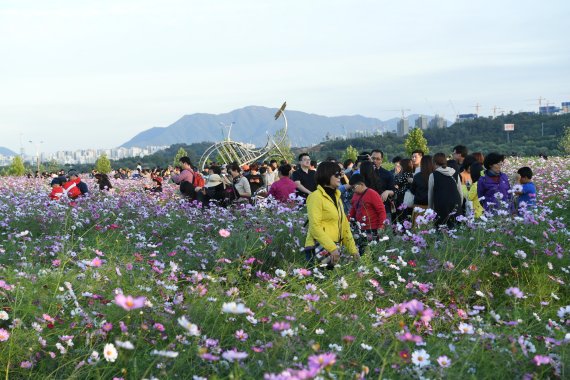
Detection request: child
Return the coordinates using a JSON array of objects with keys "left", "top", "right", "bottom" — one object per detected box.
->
[
  {"left": 348, "top": 174, "right": 386, "bottom": 254},
  {"left": 515, "top": 166, "right": 537, "bottom": 210},
  {"left": 49, "top": 178, "right": 64, "bottom": 200}
]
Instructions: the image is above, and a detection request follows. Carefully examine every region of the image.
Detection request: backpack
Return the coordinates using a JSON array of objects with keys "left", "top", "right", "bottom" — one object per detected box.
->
[{"left": 192, "top": 171, "right": 206, "bottom": 188}]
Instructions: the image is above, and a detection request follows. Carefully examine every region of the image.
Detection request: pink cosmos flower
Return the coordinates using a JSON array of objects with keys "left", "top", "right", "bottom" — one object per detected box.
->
[
  {"left": 153, "top": 323, "right": 165, "bottom": 332},
  {"left": 272, "top": 321, "right": 291, "bottom": 332},
  {"left": 0, "top": 328, "right": 10, "bottom": 342},
  {"left": 532, "top": 355, "right": 550, "bottom": 366},
  {"left": 20, "top": 361, "right": 32, "bottom": 369},
  {"left": 221, "top": 349, "right": 248, "bottom": 362},
  {"left": 437, "top": 355, "right": 451, "bottom": 368},
  {"left": 235, "top": 329, "right": 248, "bottom": 341},
  {"left": 505, "top": 287, "right": 524, "bottom": 299},
  {"left": 91, "top": 257, "right": 103, "bottom": 267},
  {"left": 219, "top": 229, "right": 231, "bottom": 238},
  {"left": 308, "top": 352, "right": 336, "bottom": 370},
  {"left": 114, "top": 294, "right": 146, "bottom": 311},
  {"left": 43, "top": 314, "right": 55, "bottom": 323}
]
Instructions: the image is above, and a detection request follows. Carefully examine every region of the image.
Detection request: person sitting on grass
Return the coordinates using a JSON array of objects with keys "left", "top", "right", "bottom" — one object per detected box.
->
[
  {"left": 49, "top": 178, "right": 64, "bottom": 200},
  {"left": 145, "top": 176, "right": 163, "bottom": 193}
]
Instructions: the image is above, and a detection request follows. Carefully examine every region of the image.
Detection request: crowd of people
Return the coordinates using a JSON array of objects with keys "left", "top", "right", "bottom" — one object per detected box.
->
[{"left": 43, "top": 145, "right": 538, "bottom": 267}]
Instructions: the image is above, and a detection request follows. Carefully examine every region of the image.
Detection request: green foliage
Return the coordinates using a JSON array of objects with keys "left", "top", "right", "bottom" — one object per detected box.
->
[
  {"left": 309, "top": 112, "right": 570, "bottom": 161},
  {"left": 8, "top": 155, "right": 26, "bottom": 176},
  {"left": 340, "top": 145, "right": 358, "bottom": 163},
  {"left": 560, "top": 126, "right": 570, "bottom": 154},
  {"left": 173, "top": 147, "right": 189, "bottom": 167},
  {"left": 404, "top": 128, "right": 430, "bottom": 156},
  {"left": 268, "top": 127, "right": 295, "bottom": 163},
  {"left": 46, "top": 159, "right": 60, "bottom": 174},
  {"left": 94, "top": 153, "right": 112, "bottom": 174}
]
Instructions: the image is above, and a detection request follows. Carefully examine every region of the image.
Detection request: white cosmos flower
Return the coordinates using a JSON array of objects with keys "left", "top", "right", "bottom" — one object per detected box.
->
[
  {"left": 151, "top": 350, "right": 179, "bottom": 358},
  {"left": 115, "top": 340, "right": 135, "bottom": 350},
  {"left": 178, "top": 316, "right": 201, "bottom": 336},
  {"left": 458, "top": 322, "right": 474, "bottom": 334},
  {"left": 103, "top": 343, "right": 118, "bottom": 362},
  {"left": 411, "top": 349, "right": 431, "bottom": 367},
  {"left": 221, "top": 302, "right": 250, "bottom": 314}
]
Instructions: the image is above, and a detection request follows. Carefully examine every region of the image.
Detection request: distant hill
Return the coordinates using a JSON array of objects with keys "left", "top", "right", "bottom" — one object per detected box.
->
[
  {"left": 0, "top": 147, "right": 17, "bottom": 156},
  {"left": 121, "top": 106, "right": 449, "bottom": 148},
  {"left": 310, "top": 112, "right": 570, "bottom": 161}
]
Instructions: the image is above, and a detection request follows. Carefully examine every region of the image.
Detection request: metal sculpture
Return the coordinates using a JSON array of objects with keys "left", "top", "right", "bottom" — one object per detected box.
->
[{"left": 198, "top": 102, "right": 289, "bottom": 170}]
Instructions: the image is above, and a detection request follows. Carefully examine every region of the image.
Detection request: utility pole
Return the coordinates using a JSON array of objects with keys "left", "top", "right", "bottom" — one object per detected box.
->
[{"left": 541, "top": 122, "right": 544, "bottom": 137}]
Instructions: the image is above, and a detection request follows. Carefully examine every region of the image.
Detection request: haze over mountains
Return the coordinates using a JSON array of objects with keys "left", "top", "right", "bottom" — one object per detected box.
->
[
  {"left": 121, "top": 106, "right": 449, "bottom": 148},
  {"left": 0, "top": 147, "right": 17, "bottom": 156}
]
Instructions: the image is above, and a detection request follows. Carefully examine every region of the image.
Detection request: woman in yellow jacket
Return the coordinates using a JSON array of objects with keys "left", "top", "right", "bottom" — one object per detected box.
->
[
  {"left": 305, "top": 161, "right": 359, "bottom": 265},
  {"left": 464, "top": 159, "right": 484, "bottom": 218}
]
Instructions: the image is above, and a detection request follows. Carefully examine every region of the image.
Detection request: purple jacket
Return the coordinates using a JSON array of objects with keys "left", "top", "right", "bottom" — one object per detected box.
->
[{"left": 477, "top": 171, "right": 511, "bottom": 211}]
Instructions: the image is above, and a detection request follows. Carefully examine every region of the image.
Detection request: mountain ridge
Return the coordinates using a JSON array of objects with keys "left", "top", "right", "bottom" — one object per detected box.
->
[
  {"left": 0, "top": 147, "right": 17, "bottom": 156},
  {"left": 121, "top": 106, "right": 449, "bottom": 148}
]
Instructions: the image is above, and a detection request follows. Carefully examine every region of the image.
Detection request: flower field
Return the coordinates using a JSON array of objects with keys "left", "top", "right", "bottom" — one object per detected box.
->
[{"left": 0, "top": 157, "right": 569, "bottom": 379}]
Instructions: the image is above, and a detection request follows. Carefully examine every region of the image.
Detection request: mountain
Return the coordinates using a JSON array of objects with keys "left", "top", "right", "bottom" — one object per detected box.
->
[
  {"left": 121, "top": 106, "right": 449, "bottom": 148},
  {"left": 0, "top": 147, "right": 17, "bottom": 156}
]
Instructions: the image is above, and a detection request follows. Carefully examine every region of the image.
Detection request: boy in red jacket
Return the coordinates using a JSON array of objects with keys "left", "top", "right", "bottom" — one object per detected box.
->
[
  {"left": 348, "top": 174, "right": 386, "bottom": 254},
  {"left": 49, "top": 178, "right": 64, "bottom": 200}
]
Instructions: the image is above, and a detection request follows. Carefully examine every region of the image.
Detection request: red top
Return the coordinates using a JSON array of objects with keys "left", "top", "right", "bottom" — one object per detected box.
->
[
  {"left": 49, "top": 187, "right": 64, "bottom": 200},
  {"left": 63, "top": 178, "right": 82, "bottom": 199},
  {"left": 349, "top": 188, "right": 386, "bottom": 230},
  {"left": 268, "top": 177, "right": 297, "bottom": 202}
]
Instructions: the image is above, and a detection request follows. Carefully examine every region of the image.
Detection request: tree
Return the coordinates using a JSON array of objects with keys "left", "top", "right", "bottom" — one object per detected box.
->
[
  {"left": 268, "top": 127, "right": 295, "bottom": 163},
  {"left": 8, "top": 156, "right": 26, "bottom": 176},
  {"left": 560, "top": 126, "right": 570, "bottom": 154},
  {"left": 404, "top": 128, "right": 430, "bottom": 156},
  {"left": 46, "top": 159, "right": 60, "bottom": 174},
  {"left": 95, "top": 153, "right": 112, "bottom": 174},
  {"left": 173, "top": 147, "right": 188, "bottom": 167},
  {"left": 341, "top": 145, "right": 358, "bottom": 163}
]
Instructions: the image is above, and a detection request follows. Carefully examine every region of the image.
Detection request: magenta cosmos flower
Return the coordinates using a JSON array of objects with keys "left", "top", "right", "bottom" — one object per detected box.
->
[{"left": 114, "top": 294, "right": 146, "bottom": 311}]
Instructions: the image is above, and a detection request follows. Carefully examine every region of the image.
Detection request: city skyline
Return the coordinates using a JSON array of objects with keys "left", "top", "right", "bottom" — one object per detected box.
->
[{"left": 1, "top": 0, "right": 569, "bottom": 154}]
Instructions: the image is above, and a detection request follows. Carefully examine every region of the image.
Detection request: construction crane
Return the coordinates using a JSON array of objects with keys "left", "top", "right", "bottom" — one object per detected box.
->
[
  {"left": 472, "top": 102, "right": 481, "bottom": 115},
  {"left": 491, "top": 105, "right": 503, "bottom": 118},
  {"left": 448, "top": 100, "right": 458, "bottom": 120},
  {"left": 385, "top": 108, "right": 412, "bottom": 119}
]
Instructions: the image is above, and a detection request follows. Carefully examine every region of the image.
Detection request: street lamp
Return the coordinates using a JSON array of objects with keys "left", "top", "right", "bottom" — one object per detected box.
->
[{"left": 28, "top": 140, "right": 44, "bottom": 175}]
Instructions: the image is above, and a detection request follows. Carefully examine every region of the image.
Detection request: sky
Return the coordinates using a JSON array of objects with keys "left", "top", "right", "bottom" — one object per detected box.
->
[{"left": 1, "top": 0, "right": 569, "bottom": 153}]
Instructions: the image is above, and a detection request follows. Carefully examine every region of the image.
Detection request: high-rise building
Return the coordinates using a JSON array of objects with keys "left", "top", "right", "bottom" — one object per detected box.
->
[
  {"left": 397, "top": 118, "right": 409, "bottom": 137},
  {"left": 539, "top": 106, "right": 560, "bottom": 115},
  {"left": 455, "top": 114, "right": 478, "bottom": 123},
  {"left": 415, "top": 115, "right": 429, "bottom": 130},
  {"left": 428, "top": 114, "right": 447, "bottom": 129},
  {"left": 561, "top": 102, "right": 570, "bottom": 114}
]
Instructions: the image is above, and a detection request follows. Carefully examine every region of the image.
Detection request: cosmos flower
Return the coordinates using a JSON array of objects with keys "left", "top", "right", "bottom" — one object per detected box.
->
[
  {"left": 114, "top": 294, "right": 146, "bottom": 311},
  {"left": 103, "top": 343, "right": 118, "bottom": 362},
  {"left": 411, "top": 349, "right": 430, "bottom": 367}
]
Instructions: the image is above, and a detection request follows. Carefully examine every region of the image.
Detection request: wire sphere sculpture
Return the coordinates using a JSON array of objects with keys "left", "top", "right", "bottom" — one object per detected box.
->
[{"left": 198, "top": 102, "right": 288, "bottom": 170}]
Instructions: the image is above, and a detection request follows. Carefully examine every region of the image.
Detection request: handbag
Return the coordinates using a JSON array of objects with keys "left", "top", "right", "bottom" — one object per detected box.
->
[{"left": 403, "top": 190, "right": 414, "bottom": 208}]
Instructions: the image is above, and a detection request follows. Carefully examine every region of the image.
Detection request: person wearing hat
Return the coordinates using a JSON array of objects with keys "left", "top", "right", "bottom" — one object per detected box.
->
[
  {"left": 63, "top": 169, "right": 89, "bottom": 199},
  {"left": 49, "top": 177, "right": 65, "bottom": 200},
  {"left": 202, "top": 165, "right": 226, "bottom": 206},
  {"left": 348, "top": 173, "right": 386, "bottom": 254}
]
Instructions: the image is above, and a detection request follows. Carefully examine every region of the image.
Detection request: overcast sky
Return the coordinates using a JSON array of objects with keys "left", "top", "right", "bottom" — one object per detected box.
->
[{"left": 1, "top": 0, "right": 569, "bottom": 153}]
